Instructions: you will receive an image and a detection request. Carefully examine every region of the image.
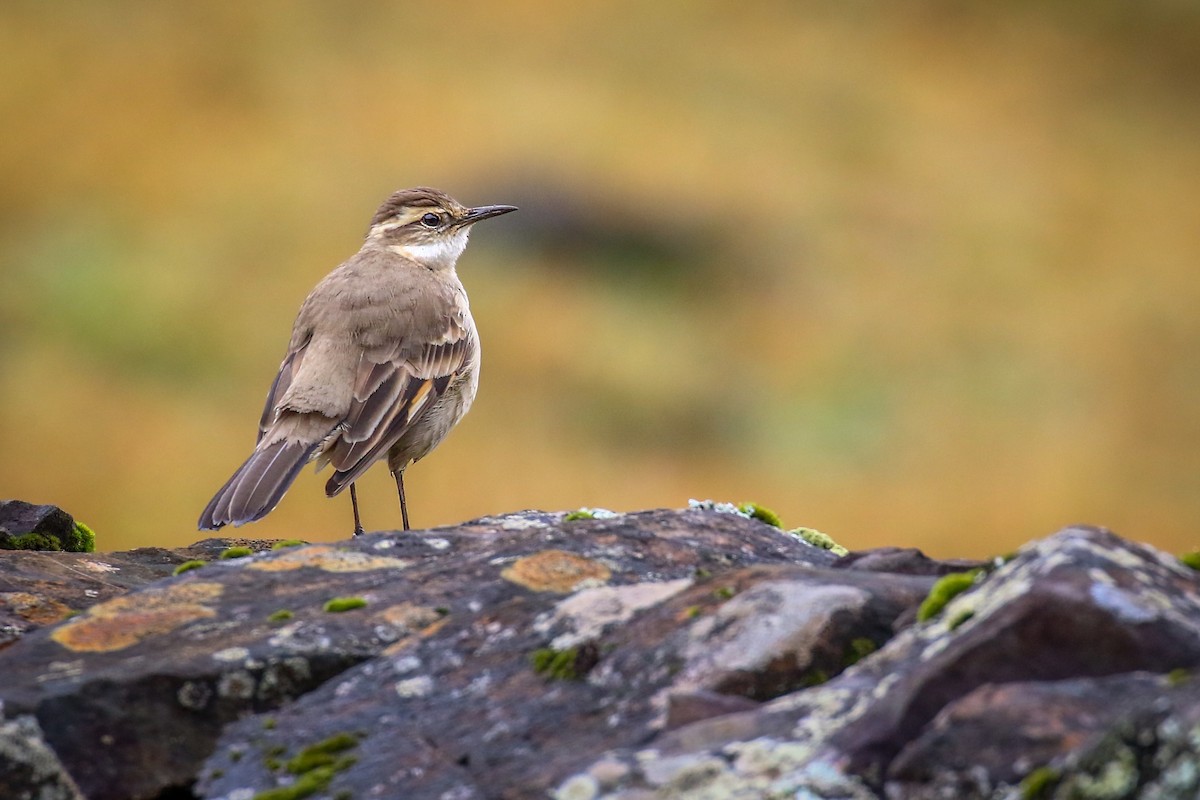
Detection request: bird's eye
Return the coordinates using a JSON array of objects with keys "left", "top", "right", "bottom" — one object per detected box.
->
[{"left": 419, "top": 213, "right": 441, "bottom": 228}]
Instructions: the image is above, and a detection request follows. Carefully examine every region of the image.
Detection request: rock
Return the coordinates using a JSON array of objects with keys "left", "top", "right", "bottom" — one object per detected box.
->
[
  {"left": 569, "top": 525, "right": 1200, "bottom": 798},
  {"left": 0, "top": 513, "right": 1197, "bottom": 799},
  {"left": 0, "top": 538, "right": 301, "bottom": 649},
  {"left": 0, "top": 716, "right": 84, "bottom": 800},
  {"left": 0, "top": 500, "right": 93, "bottom": 552}
]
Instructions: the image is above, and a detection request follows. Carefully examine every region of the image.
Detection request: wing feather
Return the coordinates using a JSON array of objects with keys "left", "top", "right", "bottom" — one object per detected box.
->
[{"left": 320, "top": 314, "right": 474, "bottom": 496}]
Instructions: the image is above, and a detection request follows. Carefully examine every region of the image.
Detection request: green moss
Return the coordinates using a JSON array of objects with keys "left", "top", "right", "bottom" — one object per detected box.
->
[
  {"left": 286, "top": 733, "right": 360, "bottom": 774},
  {"left": 67, "top": 521, "right": 96, "bottom": 552},
  {"left": 271, "top": 539, "right": 307, "bottom": 550},
  {"left": 0, "top": 519, "right": 94, "bottom": 552},
  {"left": 1167, "top": 667, "right": 1191, "bottom": 686},
  {"left": 738, "top": 502, "right": 782, "bottom": 528},
  {"left": 220, "top": 546, "right": 254, "bottom": 559},
  {"left": 265, "top": 744, "right": 288, "bottom": 757},
  {"left": 333, "top": 791, "right": 353, "bottom": 800},
  {"left": 434, "top": 606, "right": 450, "bottom": 616},
  {"left": 713, "top": 586, "right": 736, "bottom": 600},
  {"left": 531, "top": 647, "right": 581, "bottom": 680},
  {"left": 173, "top": 559, "right": 207, "bottom": 575},
  {"left": 1179, "top": 550, "right": 1200, "bottom": 571},
  {"left": 800, "top": 668, "right": 830, "bottom": 687},
  {"left": 684, "top": 605, "right": 702, "bottom": 619},
  {"left": 564, "top": 509, "right": 595, "bottom": 521},
  {"left": 267, "top": 610, "right": 294, "bottom": 623},
  {"left": 917, "top": 569, "right": 982, "bottom": 622},
  {"left": 251, "top": 764, "right": 344, "bottom": 800},
  {"left": 252, "top": 734, "right": 360, "bottom": 800},
  {"left": 0, "top": 532, "right": 61, "bottom": 551},
  {"left": 323, "top": 596, "right": 367, "bottom": 613},
  {"left": 230, "top": 749, "right": 243, "bottom": 763},
  {"left": 1020, "top": 766, "right": 1061, "bottom": 799},
  {"left": 694, "top": 567, "right": 712, "bottom": 580},
  {"left": 842, "top": 637, "right": 877, "bottom": 668},
  {"left": 948, "top": 610, "right": 976, "bottom": 630},
  {"left": 263, "top": 757, "right": 282, "bottom": 772},
  {"left": 262, "top": 717, "right": 278, "bottom": 730},
  {"left": 789, "top": 527, "right": 849, "bottom": 557}
]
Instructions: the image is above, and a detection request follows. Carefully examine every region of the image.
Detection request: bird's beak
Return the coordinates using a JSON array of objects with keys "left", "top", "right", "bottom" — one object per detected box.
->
[{"left": 458, "top": 204, "right": 518, "bottom": 226}]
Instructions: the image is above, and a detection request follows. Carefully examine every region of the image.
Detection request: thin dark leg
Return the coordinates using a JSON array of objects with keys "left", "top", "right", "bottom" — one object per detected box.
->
[
  {"left": 393, "top": 470, "right": 410, "bottom": 531},
  {"left": 350, "top": 482, "right": 364, "bottom": 536}
]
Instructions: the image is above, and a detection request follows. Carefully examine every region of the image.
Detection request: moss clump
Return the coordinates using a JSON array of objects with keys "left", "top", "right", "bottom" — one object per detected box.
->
[
  {"left": 267, "top": 609, "right": 294, "bottom": 624},
  {"left": 271, "top": 539, "right": 307, "bottom": 550},
  {"left": 286, "top": 732, "right": 360, "bottom": 774},
  {"left": 917, "top": 569, "right": 982, "bottom": 622},
  {"left": 1179, "top": 551, "right": 1200, "bottom": 571},
  {"left": 713, "top": 586, "right": 736, "bottom": 600},
  {"left": 262, "top": 717, "right": 278, "bottom": 730},
  {"left": 1019, "top": 765, "right": 1061, "bottom": 799},
  {"left": 0, "top": 532, "right": 60, "bottom": 551},
  {"left": 564, "top": 509, "right": 595, "bottom": 522},
  {"left": 323, "top": 596, "right": 367, "bottom": 613},
  {"left": 948, "top": 610, "right": 976, "bottom": 630},
  {"left": 531, "top": 647, "right": 581, "bottom": 680},
  {"left": 220, "top": 546, "right": 254, "bottom": 559},
  {"left": 684, "top": 605, "right": 702, "bottom": 619},
  {"left": 790, "top": 527, "right": 849, "bottom": 557},
  {"left": 1167, "top": 667, "right": 1191, "bottom": 686},
  {"left": 842, "top": 637, "right": 878, "bottom": 668},
  {"left": 738, "top": 502, "right": 782, "bottom": 528},
  {"left": 800, "top": 667, "right": 830, "bottom": 687},
  {"left": 173, "top": 559, "right": 207, "bottom": 576},
  {"left": 67, "top": 521, "right": 96, "bottom": 552},
  {"left": 253, "top": 733, "right": 360, "bottom": 800}
]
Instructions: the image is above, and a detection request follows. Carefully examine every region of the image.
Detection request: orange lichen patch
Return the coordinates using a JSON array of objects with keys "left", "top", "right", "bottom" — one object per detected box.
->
[
  {"left": 380, "top": 617, "right": 449, "bottom": 657},
  {"left": 51, "top": 582, "right": 224, "bottom": 653},
  {"left": 246, "top": 545, "right": 411, "bottom": 573},
  {"left": 0, "top": 591, "right": 73, "bottom": 625},
  {"left": 377, "top": 602, "right": 443, "bottom": 634},
  {"left": 501, "top": 550, "right": 612, "bottom": 593}
]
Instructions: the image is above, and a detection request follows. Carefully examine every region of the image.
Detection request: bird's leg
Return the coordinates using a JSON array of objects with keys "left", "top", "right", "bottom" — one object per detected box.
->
[
  {"left": 393, "top": 470, "right": 410, "bottom": 531},
  {"left": 350, "top": 483, "right": 364, "bottom": 536}
]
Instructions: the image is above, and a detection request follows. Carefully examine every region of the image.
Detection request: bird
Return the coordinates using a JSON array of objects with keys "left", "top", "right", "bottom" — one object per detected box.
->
[{"left": 198, "top": 187, "right": 516, "bottom": 535}]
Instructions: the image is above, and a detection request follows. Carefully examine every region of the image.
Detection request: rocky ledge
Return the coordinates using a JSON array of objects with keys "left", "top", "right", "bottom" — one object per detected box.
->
[{"left": 1, "top": 505, "right": 1199, "bottom": 800}]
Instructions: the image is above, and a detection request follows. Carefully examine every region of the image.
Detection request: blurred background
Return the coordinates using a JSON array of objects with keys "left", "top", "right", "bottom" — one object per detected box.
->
[{"left": 2, "top": 1, "right": 1199, "bottom": 556}]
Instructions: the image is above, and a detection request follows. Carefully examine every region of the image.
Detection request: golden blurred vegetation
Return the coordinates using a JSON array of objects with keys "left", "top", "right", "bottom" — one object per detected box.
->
[{"left": 2, "top": 1, "right": 1199, "bottom": 556}]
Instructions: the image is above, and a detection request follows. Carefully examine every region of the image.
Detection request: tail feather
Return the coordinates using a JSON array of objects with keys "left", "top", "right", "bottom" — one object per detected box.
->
[{"left": 198, "top": 440, "right": 319, "bottom": 530}]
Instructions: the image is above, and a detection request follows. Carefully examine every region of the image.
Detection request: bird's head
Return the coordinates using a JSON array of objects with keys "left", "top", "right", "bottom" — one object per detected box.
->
[{"left": 365, "top": 187, "right": 517, "bottom": 269}]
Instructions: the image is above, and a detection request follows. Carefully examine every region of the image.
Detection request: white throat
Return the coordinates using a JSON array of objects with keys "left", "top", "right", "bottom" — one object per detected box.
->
[{"left": 385, "top": 230, "right": 470, "bottom": 268}]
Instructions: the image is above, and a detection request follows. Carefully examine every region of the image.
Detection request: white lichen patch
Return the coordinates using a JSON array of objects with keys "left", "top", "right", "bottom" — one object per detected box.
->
[
  {"left": 1089, "top": 582, "right": 1160, "bottom": 623},
  {"left": 216, "top": 669, "right": 255, "bottom": 700},
  {"left": 177, "top": 680, "right": 212, "bottom": 710},
  {"left": 677, "top": 582, "right": 867, "bottom": 684},
  {"left": 496, "top": 515, "right": 549, "bottom": 531},
  {"left": 422, "top": 537, "right": 453, "bottom": 550},
  {"left": 534, "top": 579, "right": 693, "bottom": 651},
  {"left": 553, "top": 774, "right": 600, "bottom": 800},
  {"left": 212, "top": 646, "right": 251, "bottom": 663},
  {"left": 79, "top": 560, "right": 120, "bottom": 573},
  {"left": 688, "top": 499, "right": 751, "bottom": 518},
  {"left": 394, "top": 675, "right": 434, "bottom": 698}
]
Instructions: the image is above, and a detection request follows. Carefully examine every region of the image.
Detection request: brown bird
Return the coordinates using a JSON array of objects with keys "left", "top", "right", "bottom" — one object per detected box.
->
[{"left": 198, "top": 187, "right": 516, "bottom": 534}]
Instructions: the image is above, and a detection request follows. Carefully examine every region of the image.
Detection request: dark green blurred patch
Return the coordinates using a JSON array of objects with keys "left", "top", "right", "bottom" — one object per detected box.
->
[{"left": 481, "top": 183, "right": 738, "bottom": 297}]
